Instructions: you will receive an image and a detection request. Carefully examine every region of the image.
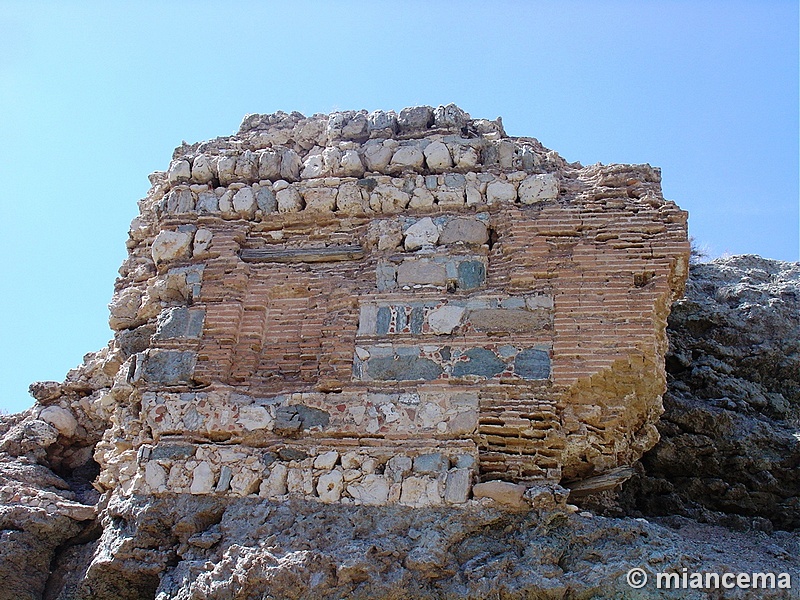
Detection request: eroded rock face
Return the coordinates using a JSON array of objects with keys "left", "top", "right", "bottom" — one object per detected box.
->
[{"left": 620, "top": 256, "right": 800, "bottom": 530}]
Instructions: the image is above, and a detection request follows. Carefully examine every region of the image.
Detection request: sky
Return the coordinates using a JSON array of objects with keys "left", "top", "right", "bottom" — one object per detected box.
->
[{"left": 0, "top": 1, "right": 797, "bottom": 414}]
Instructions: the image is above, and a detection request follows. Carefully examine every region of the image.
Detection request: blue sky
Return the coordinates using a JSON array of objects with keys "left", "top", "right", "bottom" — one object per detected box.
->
[{"left": 0, "top": 1, "right": 797, "bottom": 414}]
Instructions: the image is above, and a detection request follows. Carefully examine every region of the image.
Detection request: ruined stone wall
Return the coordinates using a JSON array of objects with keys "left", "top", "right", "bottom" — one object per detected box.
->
[{"left": 97, "top": 105, "right": 688, "bottom": 507}]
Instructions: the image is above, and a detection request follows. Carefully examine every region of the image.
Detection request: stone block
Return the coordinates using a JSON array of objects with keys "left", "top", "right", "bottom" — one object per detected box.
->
[
  {"left": 427, "top": 305, "right": 465, "bottom": 334},
  {"left": 260, "top": 463, "right": 288, "bottom": 497},
  {"left": 255, "top": 187, "right": 277, "bottom": 213},
  {"left": 423, "top": 141, "right": 452, "bottom": 172},
  {"left": 215, "top": 465, "right": 233, "bottom": 492},
  {"left": 391, "top": 145, "right": 424, "bottom": 171},
  {"left": 366, "top": 355, "right": 443, "bottom": 381},
  {"left": 153, "top": 307, "right": 205, "bottom": 340},
  {"left": 137, "top": 350, "right": 196, "bottom": 385},
  {"left": 398, "top": 106, "right": 433, "bottom": 132},
  {"left": 514, "top": 348, "right": 551, "bottom": 380},
  {"left": 404, "top": 217, "right": 439, "bottom": 251},
  {"left": 190, "top": 462, "right": 215, "bottom": 494},
  {"left": 38, "top": 406, "right": 77, "bottom": 437},
  {"left": 457, "top": 260, "right": 485, "bottom": 290},
  {"left": 438, "top": 217, "right": 489, "bottom": 246},
  {"left": 472, "top": 480, "right": 527, "bottom": 509},
  {"left": 347, "top": 474, "right": 390, "bottom": 505},
  {"left": 413, "top": 452, "right": 449, "bottom": 475},
  {"left": 150, "top": 444, "right": 196, "bottom": 461},
  {"left": 317, "top": 470, "right": 344, "bottom": 502},
  {"left": 151, "top": 230, "right": 192, "bottom": 265},
  {"left": 444, "top": 468, "right": 471, "bottom": 504},
  {"left": 519, "top": 173, "right": 558, "bottom": 204},
  {"left": 400, "top": 475, "right": 443, "bottom": 507},
  {"left": 397, "top": 260, "right": 447, "bottom": 286},
  {"left": 313, "top": 450, "right": 339, "bottom": 470},
  {"left": 452, "top": 348, "right": 505, "bottom": 379},
  {"left": 486, "top": 180, "right": 517, "bottom": 204}
]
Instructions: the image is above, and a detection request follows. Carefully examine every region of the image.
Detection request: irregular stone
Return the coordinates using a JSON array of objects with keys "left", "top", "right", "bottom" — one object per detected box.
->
[
  {"left": 145, "top": 461, "right": 167, "bottom": 491},
  {"left": 398, "top": 106, "right": 433, "bottom": 132},
  {"left": 363, "top": 142, "right": 394, "bottom": 172},
  {"left": 438, "top": 217, "right": 488, "bottom": 246},
  {"left": 317, "top": 470, "right": 344, "bottom": 502},
  {"left": 335, "top": 181, "right": 366, "bottom": 214},
  {"left": 390, "top": 146, "right": 424, "bottom": 171},
  {"left": 518, "top": 173, "right": 559, "bottom": 203},
  {"left": 486, "top": 180, "right": 517, "bottom": 204},
  {"left": 276, "top": 186, "right": 303, "bottom": 213},
  {"left": 137, "top": 350, "right": 196, "bottom": 385},
  {"left": 367, "top": 110, "right": 397, "bottom": 136},
  {"left": 452, "top": 348, "right": 505, "bottom": 378},
  {"left": 400, "top": 475, "right": 442, "bottom": 507},
  {"left": 165, "top": 188, "right": 194, "bottom": 214},
  {"left": 217, "top": 155, "right": 237, "bottom": 185},
  {"left": 456, "top": 260, "right": 486, "bottom": 290},
  {"left": 444, "top": 468, "right": 471, "bottom": 504},
  {"left": 230, "top": 470, "right": 260, "bottom": 496},
  {"left": 195, "top": 191, "right": 219, "bottom": 213},
  {"left": 397, "top": 260, "right": 447, "bottom": 286},
  {"left": 38, "top": 406, "right": 77, "bottom": 437},
  {"left": 151, "top": 230, "right": 192, "bottom": 265},
  {"left": 215, "top": 466, "right": 233, "bottom": 492},
  {"left": 167, "top": 159, "right": 191, "bottom": 184},
  {"left": 287, "top": 468, "right": 314, "bottom": 495},
  {"left": 260, "top": 463, "right": 288, "bottom": 497},
  {"left": 280, "top": 149, "right": 302, "bottom": 181},
  {"left": 514, "top": 348, "right": 551, "bottom": 380},
  {"left": 369, "top": 185, "right": 409, "bottom": 213},
  {"left": 313, "top": 450, "right": 339, "bottom": 470},
  {"left": 237, "top": 405, "right": 273, "bottom": 431},
  {"left": 427, "top": 305, "right": 465, "bottom": 334},
  {"left": 300, "top": 153, "right": 325, "bottom": 179},
  {"left": 412, "top": 453, "right": 448, "bottom": 475},
  {"left": 385, "top": 455, "right": 412, "bottom": 482},
  {"left": 366, "top": 355, "right": 443, "bottom": 381},
  {"left": 404, "top": 217, "right": 439, "bottom": 251},
  {"left": 190, "top": 155, "right": 214, "bottom": 183},
  {"left": 347, "top": 474, "right": 390, "bottom": 505},
  {"left": 153, "top": 307, "right": 205, "bottom": 340},
  {"left": 190, "top": 462, "right": 215, "bottom": 494},
  {"left": 232, "top": 187, "right": 257, "bottom": 218},
  {"left": 339, "top": 150, "right": 364, "bottom": 177},
  {"left": 434, "top": 103, "right": 469, "bottom": 129},
  {"left": 192, "top": 228, "right": 213, "bottom": 256},
  {"left": 423, "top": 141, "right": 452, "bottom": 172},
  {"left": 258, "top": 149, "right": 282, "bottom": 180},
  {"left": 472, "top": 480, "right": 528, "bottom": 509}
]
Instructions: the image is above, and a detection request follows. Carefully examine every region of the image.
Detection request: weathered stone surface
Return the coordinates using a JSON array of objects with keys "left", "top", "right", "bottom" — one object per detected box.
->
[
  {"left": 438, "top": 217, "right": 488, "bottom": 246},
  {"left": 473, "top": 480, "right": 528, "bottom": 509},
  {"left": 151, "top": 230, "right": 192, "bottom": 265},
  {"left": 316, "top": 469, "right": 344, "bottom": 502},
  {"left": 519, "top": 173, "right": 558, "bottom": 203},
  {"left": 136, "top": 350, "right": 196, "bottom": 385},
  {"left": 396, "top": 260, "right": 447, "bottom": 286},
  {"left": 427, "top": 305, "right": 465, "bottom": 334},
  {"left": 514, "top": 348, "right": 551, "bottom": 379},
  {"left": 276, "top": 186, "right": 303, "bottom": 212},
  {"left": 485, "top": 180, "right": 517, "bottom": 204},
  {"left": 468, "top": 308, "right": 549, "bottom": 333},
  {"left": 444, "top": 468, "right": 471, "bottom": 504},
  {"left": 452, "top": 348, "right": 506, "bottom": 378},
  {"left": 403, "top": 217, "right": 439, "bottom": 251},
  {"left": 38, "top": 406, "right": 77, "bottom": 437},
  {"left": 456, "top": 260, "right": 485, "bottom": 289},
  {"left": 190, "top": 462, "right": 215, "bottom": 494},
  {"left": 423, "top": 140, "right": 452, "bottom": 172},
  {"left": 366, "top": 355, "right": 443, "bottom": 381},
  {"left": 153, "top": 307, "right": 205, "bottom": 340},
  {"left": 347, "top": 474, "right": 390, "bottom": 505}
]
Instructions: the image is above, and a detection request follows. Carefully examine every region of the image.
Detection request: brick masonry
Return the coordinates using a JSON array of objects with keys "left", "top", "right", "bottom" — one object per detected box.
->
[{"left": 99, "top": 105, "right": 689, "bottom": 505}]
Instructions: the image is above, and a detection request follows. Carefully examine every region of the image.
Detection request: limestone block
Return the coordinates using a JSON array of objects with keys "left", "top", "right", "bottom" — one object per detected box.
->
[
  {"left": 367, "top": 110, "right": 397, "bottom": 135},
  {"left": 230, "top": 470, "right": 261, "bottom": 496},
  {"left": 260, "top": 463, "right": 287, "bottom": 497},
  {"left": 423, "top": 141, "right": 453, "bottom": 172},
  {"left": 434, "top": 103, "right": 469, "bottom": 129},
  {"left": 218, "top": 189, "right": 236, "bottom": 218},
  {"left": 339, "top": 149, "right": 365, "bottom": 177},
  {"left": 452, "top": 144, "right": 479, "bottom": 169},
  {"left": 165, "top": 188, "right": 194, "bottom": 214},
  {"left": 302, "top": 186, "right": 337, "bottom": 212},
  {"left": 300, "top": 153, "right": 325, "bottom": 179},
  {"left": 258, "top": 149, "right": 281, "bottom": 180},
  {"left": 363, "top": 142, "right": 394, "bottom": 172},
  {"left": 369, "top": 185, "right": 409, "bottom": 213},
  {"left": 287, "top": 468, "right": 314, "bottom": 495},
  {"left": 397, "top": 260, "right": 447, "bottom": 286},
  {"left": 190, "top": 155, "right": 214, "bottom": 183},
  {"left": 335, "top": 182, "right": 367, "bottom": 214},
  {"left": 276, "top": 186, "right": 303, "bottom": 213},
  {"left": 439, "top": 217, "right": 489, "bottom": 246},
  {"left": 468, "top": 309, "right": 548, "bottom": 333},
  {"left": 518, "top": 173, "right": 558, "bottom": 204},
  {"left": 390, "top": 145, "right": 424, "bottom": 171},
  {"left": 215, "top": 465, "right": 233, "bottom": 492},
  {"left": 409, "top": 187, "right": 435, "bottom": 209},
  {"left": 340, "top": 452, "right": 361, "bottom": 470},
  {"left": 108, "top": 287, "right": 143, "bottom": 330},
  {"left": 38, "top": 406, "right": 77, "bottom": 437},
  {"left": 217, "top": 156, "right": 237, "bottom": 186},
  {"left": 317, "top": 470, "right": 344, "bottom": 503},
  {"left": 427, "top": 305, "right": 465, "bottom": 334},
  {"left": 151, "top": 230, "right": 193, "bottom": 265},
  {"left": 167, "top": 159, "right": 191, "bottom": 184},
  {"left": 153, "top": 307, "right": 205, "bottom": 340},
  {"left": 397, "top": 105, "right": 433, "bottom": 132},
  {"left": 145, "top": 461, "right": 167, "bottom": 491},
  {"left": 486, "top": 180, "right": 517, "bottom": 204},
  {"left": 237, "top": 405, "right": 273, "bottom": 431},
  {"left": 234, "top": 150, "right": 258, "bottom": 181},
  {"left": 444, "top": 468, "right": 471, "bottom": 504},
  {"left": 255, "top": 187, "right": 277, "bottom": 214},
  {"left": 472, "top": 480, "right": 527, "bottom": 509},
  {"left": 404, "top": 217, "right": 439, "bottom": 251},
  {"left": 347, "top": 474, "right": 390, "bottom": 505},
  {"left": 280, "top": 149, "right": 302, "bottom": 181},
  {"left": 400, "top": 475, "right": 443, "bottom": 507},
  {"left": 412, "top": 453, "right": 448, "bottom": 475},
  {"left": 195, "top": 191, "right": 218, "bottom": 214},
  {"left": 232, "top": 187, "right": 257, "bottom": 218},
  {"left": 385, "top": 455, "right": 412, "bottom": 482},
  {"left": 193, "top": 228, "right": 213, "bottom": 257},
  {"left": 313, "top": 450, "right": 339, "bottom": 470},
  {"left": 190, "top": 462, "right": 215, "bottom": 494}
]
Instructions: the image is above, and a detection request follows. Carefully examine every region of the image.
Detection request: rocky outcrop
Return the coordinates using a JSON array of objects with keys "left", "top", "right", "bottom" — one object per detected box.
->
[{"left": 620, "top": 255, "right": 800, "bottom": 530}]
